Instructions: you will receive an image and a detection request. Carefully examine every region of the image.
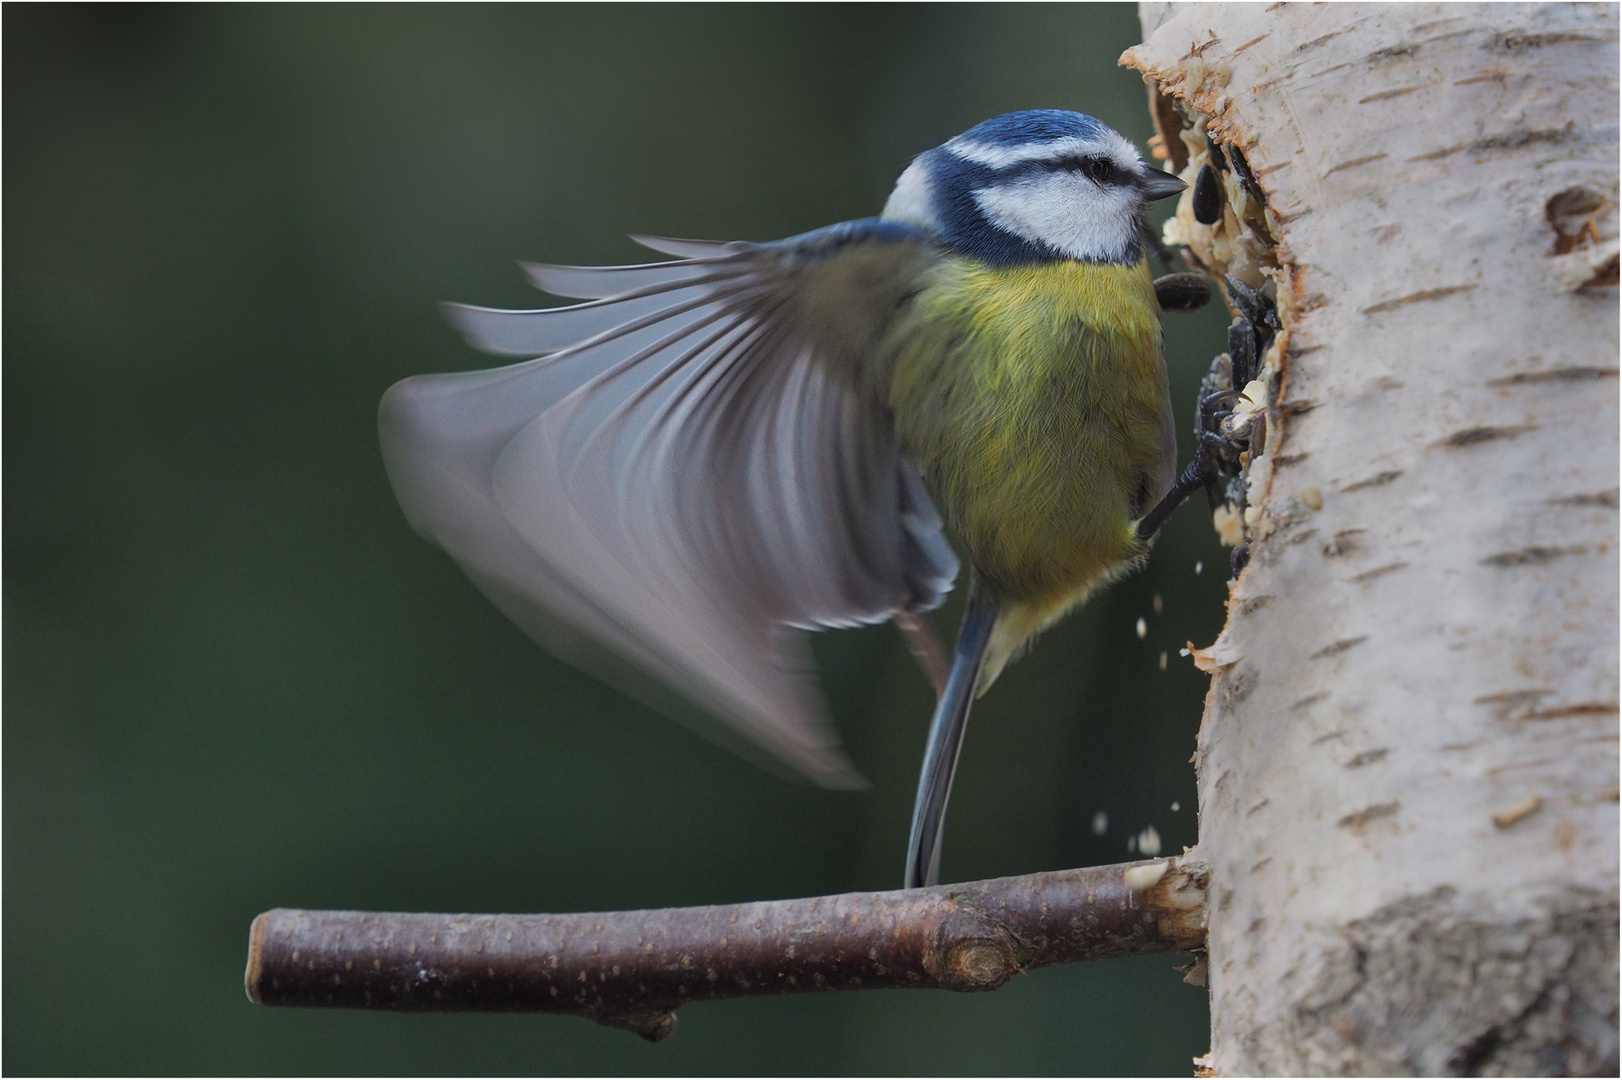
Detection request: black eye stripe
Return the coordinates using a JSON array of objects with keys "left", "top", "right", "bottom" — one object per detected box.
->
[
  {"left": 1038, "top": 154, "right": 1125, "bottom": 184},
  {"left": 983, "top": 151, "right": 1135, "bottom": 187}
]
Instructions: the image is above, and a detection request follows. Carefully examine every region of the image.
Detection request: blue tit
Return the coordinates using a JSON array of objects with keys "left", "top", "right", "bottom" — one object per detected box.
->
[{"left": 379, "top": 109, "right": 1188, "bottom": 889}]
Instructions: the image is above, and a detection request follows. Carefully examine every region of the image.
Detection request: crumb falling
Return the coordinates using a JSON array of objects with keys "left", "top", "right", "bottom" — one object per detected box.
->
[{"left": 1137, "top": 825, "right": 1163, "bottom": 857}]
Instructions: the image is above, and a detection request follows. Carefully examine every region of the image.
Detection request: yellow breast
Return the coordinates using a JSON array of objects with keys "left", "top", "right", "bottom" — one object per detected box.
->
[{"left": 885, "top": 257, "right": 1171, "bottom": 621}]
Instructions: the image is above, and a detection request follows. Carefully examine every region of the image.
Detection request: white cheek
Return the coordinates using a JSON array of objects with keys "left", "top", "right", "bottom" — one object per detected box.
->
[
  {"left": 881, "top": 160, "right": 939, "bottom": 232},
  {"left": 973, "top": 173, "right": 1139, "bottom": 262}
]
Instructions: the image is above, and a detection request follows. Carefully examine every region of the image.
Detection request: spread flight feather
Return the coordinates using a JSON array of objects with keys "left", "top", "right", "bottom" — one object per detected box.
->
[{"left": 379, "top": 222, "right": 958, "bottom": 788}]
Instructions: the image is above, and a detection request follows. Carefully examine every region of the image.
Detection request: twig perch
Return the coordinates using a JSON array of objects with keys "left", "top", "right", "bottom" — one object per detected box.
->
[{"left": 246, "top": 858, "right": 1206, "bottom": 1041}]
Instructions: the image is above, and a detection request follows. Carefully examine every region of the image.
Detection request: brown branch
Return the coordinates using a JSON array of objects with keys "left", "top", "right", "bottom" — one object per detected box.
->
[{"left": 245, "top": 857, "right": 1206, "bottom": 1041}]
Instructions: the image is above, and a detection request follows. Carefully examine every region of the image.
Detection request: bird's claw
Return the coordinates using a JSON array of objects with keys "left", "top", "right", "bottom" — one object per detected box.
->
[{"left": 1136, "top": 280, "right": 1279, "bottom": 565}]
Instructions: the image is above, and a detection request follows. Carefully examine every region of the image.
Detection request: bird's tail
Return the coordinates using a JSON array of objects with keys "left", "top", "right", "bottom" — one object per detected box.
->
[{"left": 904, "top": 577, "right": 999, "bottom": 889}]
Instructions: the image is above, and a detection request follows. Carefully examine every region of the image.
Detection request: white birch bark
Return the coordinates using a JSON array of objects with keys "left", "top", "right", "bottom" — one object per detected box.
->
[{"left": 1124, "top": 4, "right": 1619, "bottom": 1074}]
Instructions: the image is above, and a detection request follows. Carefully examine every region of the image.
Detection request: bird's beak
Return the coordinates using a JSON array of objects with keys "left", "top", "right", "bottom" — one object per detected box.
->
[{"left": 1141, "top": 171, "right": 1188, "bottom": 202}]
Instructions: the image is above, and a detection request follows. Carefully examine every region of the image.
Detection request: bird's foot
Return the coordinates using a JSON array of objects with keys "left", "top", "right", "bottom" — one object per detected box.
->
[{"left": 1136, "top": 279, "right": 1278, "bottom": 552}]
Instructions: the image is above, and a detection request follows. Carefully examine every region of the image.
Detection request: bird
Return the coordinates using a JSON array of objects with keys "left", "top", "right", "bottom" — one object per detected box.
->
[{"left": 379, "top": 109, "right": 1190, "bottom": 890}]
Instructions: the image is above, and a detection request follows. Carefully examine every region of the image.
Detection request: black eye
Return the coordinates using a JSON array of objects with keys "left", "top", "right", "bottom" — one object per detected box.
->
[{"left": 1067, "top": 156, "right": 1117, "bottom": 185}]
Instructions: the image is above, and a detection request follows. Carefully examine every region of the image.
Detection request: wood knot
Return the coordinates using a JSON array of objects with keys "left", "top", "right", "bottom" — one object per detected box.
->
[
  {"left": 945, "top": 938, "right": 1017, "bottom": 990},
  {"left": 924, "top": 916, "right": 1019, "bottom": 992}
]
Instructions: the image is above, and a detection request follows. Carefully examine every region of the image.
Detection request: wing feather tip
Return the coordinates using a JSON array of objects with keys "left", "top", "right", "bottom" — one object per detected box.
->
[
  {"left": 629, "top": 233, "right": 742, "bottom": 259},
  {"left": 437, "top": 300, "right": 558, "bottom": 357},
  {"left": 437, "top": 300, "right": 485, "bottom": 348},
  {"left": 516, "top": 260, "right": 562, "bottom": 293}
]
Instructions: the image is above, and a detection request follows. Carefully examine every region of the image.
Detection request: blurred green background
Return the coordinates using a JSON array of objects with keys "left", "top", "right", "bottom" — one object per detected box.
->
[{"left": 6, "top": 4, "right": 1233, "bottom": 1074}]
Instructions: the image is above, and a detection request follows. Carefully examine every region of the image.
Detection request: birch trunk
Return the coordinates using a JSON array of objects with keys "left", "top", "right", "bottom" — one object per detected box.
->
[{"left": 1124, "top": 4, "right": 1619, "bottom": 1074}]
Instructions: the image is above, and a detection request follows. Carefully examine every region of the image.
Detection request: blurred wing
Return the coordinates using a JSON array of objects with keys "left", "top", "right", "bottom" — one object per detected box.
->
[{"left": 379, "top": 220, "right": 958, "bottom": 788}]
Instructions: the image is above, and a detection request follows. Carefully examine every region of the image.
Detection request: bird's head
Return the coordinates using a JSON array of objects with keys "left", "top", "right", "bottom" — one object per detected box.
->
[{"left": 882, "top": 109, "right": 1186, "bottom": 267}]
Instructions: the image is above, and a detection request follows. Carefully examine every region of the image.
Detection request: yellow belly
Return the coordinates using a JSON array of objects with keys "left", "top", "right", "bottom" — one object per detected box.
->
[{"left": 885, "top": 256, "right": 1172, "bottom": 643}]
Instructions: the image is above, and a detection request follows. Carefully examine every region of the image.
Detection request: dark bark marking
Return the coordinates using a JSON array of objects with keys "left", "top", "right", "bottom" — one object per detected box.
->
[
  {"left": 1547, "top": 489, "right": 1618, "bottom": 508},
  {"left": 1440, "top": 425, "right": 1535, "bottom": 447},
  {"left": 1343, "top": 470, "right": 1403, "bottom": 492},
  {"left": 1359, "top": 86, "right": 1426, "bottom": 103},
  {"left": 1368, "top": 44, "right": 1420, "bottom": 63},
  {"left": 1520, "top": 702, "right": 1619, "bottom": 721},
  {"left": 1362, "top": 284, "right": 1476, "bottom": 314},
  {"left": 1323, "top": 529, "right": 1366, "bottom": 556},
  {"left": 1488, "top": 366, "right": 1618, "bottom": 386},
  {"left": 1324, "top": 153, "right": 1390, "bottom": 175},
  {"left": 1350, "top": 563, "right": 1408, "bottom": 583},
  {"left": 1294, "top": 29, "right": 1350, "bottom": 54},
  {"left": 1408, "top": 125, "right": 1578, "bottom": 162},
  {"left": 1474, "top": 688, "right": 1555, "bottom": 720},
  {"left": 1454, "top": 70, "right": 1509, "bottom": 85},
  {"left": 1312, "top": 636, "right": 1368, "bottom": 659},
  {"left": 1481, "top": 546, "right": 1586, "bottom": 567},
  {"left": 1338, "top": 801, "right": 1400, "bottom": 829},
  {"left": 1489, "top": 30, "right": 1617, "bottom": 52}
]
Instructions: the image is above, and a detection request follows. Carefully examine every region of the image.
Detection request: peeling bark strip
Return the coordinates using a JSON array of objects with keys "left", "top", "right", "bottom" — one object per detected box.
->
[{"left": 246, "top": 861, "right": 1207, "bottom": 1041}]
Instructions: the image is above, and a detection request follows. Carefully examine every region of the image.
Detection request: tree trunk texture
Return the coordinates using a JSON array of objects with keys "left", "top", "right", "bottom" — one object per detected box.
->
[{"left": 1125, "top": 3, "right": 1618, "bottom": 1075}]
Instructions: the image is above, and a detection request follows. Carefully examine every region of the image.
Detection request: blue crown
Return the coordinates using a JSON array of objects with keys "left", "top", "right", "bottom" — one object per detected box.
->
[{"left": 952, "top": 109, "right": 1109, "bottom": 148}]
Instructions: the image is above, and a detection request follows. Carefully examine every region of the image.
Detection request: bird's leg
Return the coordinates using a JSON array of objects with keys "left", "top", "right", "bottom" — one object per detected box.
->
[{"left": 1134, "top": 391, "right": 1240, "bottom": 542}]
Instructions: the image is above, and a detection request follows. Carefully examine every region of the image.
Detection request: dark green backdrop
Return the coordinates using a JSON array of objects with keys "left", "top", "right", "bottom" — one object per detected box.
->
[{"left": 6, "top": 5, "right": 1233, "bottom": 1074}]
